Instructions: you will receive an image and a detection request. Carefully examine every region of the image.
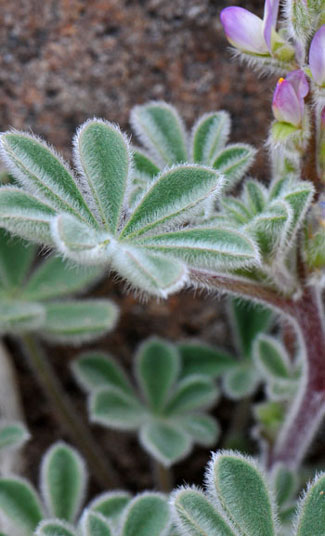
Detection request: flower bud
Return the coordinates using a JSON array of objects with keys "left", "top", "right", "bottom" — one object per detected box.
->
[{"left": 272, "top": 70, "right": 309, "bottom": 127}]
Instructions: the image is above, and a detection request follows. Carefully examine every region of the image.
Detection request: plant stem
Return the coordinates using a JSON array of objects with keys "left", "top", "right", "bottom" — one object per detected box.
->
[
  {"left": 153, "top": 459, "right": 173, "bottom": 493},
  {"left": 20, "top": 333, "right": 121, "bottom": 489},
  {"left": 267, "top": 286, "right": 325, "bottom": 468}
]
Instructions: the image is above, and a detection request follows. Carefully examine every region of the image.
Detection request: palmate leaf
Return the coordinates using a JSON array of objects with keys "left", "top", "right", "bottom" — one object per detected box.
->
[
  {"left": 191, "top": 111, "right": 231, "bottom": 165},
  {"left": 130, "top": 102, "right": 188, "bottom": 166},
  {"left": 213, "top": 144, "right": 256, "bottom": 190},
  {"left": 178, "top": 342, "right": 237, "bottom": 378},
  {"left": 179, "top": 414, "right": 220, "bottom": 447},
  {"left": 140, "top": 420, "right": 192, "bottom": 466},
  {"left": 0, "top": 421, "right": 30, "bottom": 452},
  {"left": 121, "top": 493, "right": 171, "bottom": 536},
  {"left": 0, "top": 477, "right": 43, "bottom": 534},
  {"left": 90, "top": 386, "right": 146, "bottom": 430},
  {"left": 0, "top": 132, "right": 95, "bottom": 225},
  {"left": 80, "top": 510, "right": 112, "bottom": 536},
  {"left": 74, "top": 120, "right": 130, "bottom": 233},
  {"left": 88, "top": 491, "right": 131, "bottom": 525},
  {"left": 230, "top": 298, "right": 272, "bottom": 358},
  {"left": 40, "top": 442, "right": 87, "bottom": 522},
  {"left": 208, "top": 452, "right": 277, "bottom": 536},
  {"left": 0, "top": 301, "right": 45, "bottom": 334},
  {"left": 111, "top": 246, "right": 188, "bottom": 298},
  {"left": 165, "top": 376, "right": 219, "bottom": 415},
  {"left": 135, "top": 227, "right": 260, "bottom": 271},
  {"left": 119, "top": 165, "right": 225, "bottom": 239},
  {"left": 0, "top": 187, "right": 56, "bottom": 245},
  {"left": 34, "top": 520, "right": 77, "bottom": 536},
  {"left": 135, "top": 338, "right": 180, "bottom": 412},
  {"left": 42, "top": 300, "right": 119, "bottom": 343},
  {"left": 0, "top": 230, "right": 35, "bottom": 290},
  {"left": 173, "top": 488, "right": 235, "bottom": 536},
  {"left": 22, "top": 255, "right": 103, "bottom": 301},
  {"left": 294, "top": 473, "right": 325, "bottom": 536},
  {"left": 72, "top": 352, "right": 132, "bottom": 394}
]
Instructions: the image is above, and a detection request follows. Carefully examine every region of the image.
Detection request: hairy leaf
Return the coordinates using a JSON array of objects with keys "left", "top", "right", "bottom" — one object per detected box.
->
[
  {"left": 135, "top": 338, "right": 180, "bottom": 412},
  {"left": 179, "top": 414, "right": 219, "bottom": 446},
  {"left": 254, "top": 335, "right": 290, "bottom": 381},
  {"left": 223, "top": 364, "right": 260, "bottom": 399},
  {"left": 0, "top": 421, "right": 30, "bottom": 452},
  {"left": 295, "top": 473, "right": 325, "bottom": 536},
  {"left": 213, "top": 144, "right": 256, "bottom": 189},
  {"left": 178, "top": 343, "right": 237, "bottom": 378},
  {"left": 230, "top": 298, "right": 272, "bottom": 358},
  {"left": 165, "top": 376, "right": 218, "bottom": 415},
  {"left": 35, "top": 520, "right": 77, "bottom": 536},
  {"left": 90, "top": 387, "right": 145, "bottom": 430},
  {"left": 130, "top": 102, "right": 187, "bottom": 166},
  {"left": 140, "top": 420, "right": 191, "bottom": 466},
  {"left": 0, "top": 230, "right": 35, "bottom": 290},
  {"left": 0, "top": 300, "right": 44, "bottom": 334},
  {"left": 74, "top": 119, "right": 130, "bottom": 233},
  {"left": 191, "top": 111, "right": 231, "bottom": 165},
  {"left": 40, "top": 442, "right": 87, "bottom": 522},
  {"left": 72, "top": 352, "right": 131, "bottom": 394},
  {"left": 0, "top": 478, "right": 43, "bottom": 534},
  {"left": 80, "top": 510, "right": 112, "bottom": 536}
]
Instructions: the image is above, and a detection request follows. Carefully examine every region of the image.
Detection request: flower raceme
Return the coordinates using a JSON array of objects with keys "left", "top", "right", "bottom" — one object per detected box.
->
[
  {"left": 220, "top": 0, "right": 279, "bottom": 55},
  {"left": 272, "top": 70, "right": 309, "bottom": 127}
]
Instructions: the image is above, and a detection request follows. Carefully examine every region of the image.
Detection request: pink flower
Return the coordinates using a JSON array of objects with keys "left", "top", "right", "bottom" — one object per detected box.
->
[
  {"left": 220, "top": 0, "right": 279, "bottom": 55},
  {"left": 309, "top": 25, "right": 325, "bottom": 86},
  {"left": 272, "top": 70, "right": 309, "bottom": 127}
]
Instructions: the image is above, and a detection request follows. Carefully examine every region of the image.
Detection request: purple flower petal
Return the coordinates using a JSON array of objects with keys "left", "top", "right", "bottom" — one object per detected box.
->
[
  {"left": 286, "top": 70, "right": 309, "bottom": 99},
  {"left": 272, "top": 78, "right": 303, "bottom": 127},
  {"left": 309, "top": 25, "right": 325, "bottom": 86},
  {"left": 263, "top": 0, "right": 279, "bottom": 52},
  {"left": 220, "top": 7, "right": 268, "bottom": 54}
]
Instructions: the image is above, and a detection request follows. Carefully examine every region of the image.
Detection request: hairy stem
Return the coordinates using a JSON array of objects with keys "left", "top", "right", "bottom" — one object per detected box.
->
[
  {"left": 267, "top": 286, "right": 325, "bottom": 468},
  {"left": 152, "top": 459, "right": 173, "bottom": 493},
  {"left": 20, "top": 333, "right": 120, "bottom": 489}
]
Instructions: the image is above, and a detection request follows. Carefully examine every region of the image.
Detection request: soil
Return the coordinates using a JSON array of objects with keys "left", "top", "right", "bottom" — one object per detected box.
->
[{"left": 0, "top": 0, "right": 286, "bottom": 498}]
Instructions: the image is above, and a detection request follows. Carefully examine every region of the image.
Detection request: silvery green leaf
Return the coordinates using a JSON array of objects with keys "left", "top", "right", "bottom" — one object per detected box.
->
[
  {"left": 121, "top": 493, "right": 171, "bottom": 536},
  {"left": 41, "top": 300, "right": 118, "bottom": 343},
  {"left": 179, "top": 414, "right": 220, "bottom": 447},
  {"left": 22, "top": 255, "right": 103, "bottom": 301},
  {"left": 90, "top": 386, "right": 145, "bottom": 430},
  {"left": 140, "top": 420, "right": 191, "bottom": 466},
  {"left": 136, "top": 227, "right": 260, "bottom": 271},
  {"left": 34, "top": 520, "right": 77, "bottom": 536},
  {"left": 74, "top": 119, "right": 130, "bottom": 233},
  {"left": 80, "top": 510, "right": 112, "bottom": 536},
  {"left": 0, "top": 300, "right": 44, "bottom": 334},
  {"left": 244, "top": 180, "right": 266, "bottom": 214},
  {"left": 165, "top": 375, "right": 219, "bottom": 415},
  {"left": 130, "top": 102, "right": 188, "bottom": 166},
  {"left": 282, "top": 181, "right": 314, "bottom": 238},
  {"left": 135, "top": 337, "right": 180, "bottom": 412},
  {"left": 51, "top": 214, "right": 109, "bottom": 264},
  {"left": 172, "top": 488, "right": 235, "bottom": 536},
  {"left": 0, "top": 421, "right": 30, "bottom": 452},
  {"left": 40, "top": 442, "right": 87, "bottom": 522},
  {"left": 294, "top": 473, "right": 325, "bottom": 536},
  {"left": 208, "top": 451, "right": 277, "bottom": 536},
  {"left": 191, "top": 111, "right": 231, "bottom": 165},
  {"left": 250, "top": 201, "right": 293, "bottom": 257},
  {"left": 271, "top": 463, "right": 298, "bottom": 507},
  {"left": 131, "top": 148, "right": 160, "bottom": 181},
  {"left": 213, "top": 144, "right": 256, "bottom": 190},
  {"left": 0, "top": 131, "right": 95, "bottom": 225},
  {"left": 230, "top": 298, "right": 272, "bottom": 358},
  {"left": 267, "top": 380, "right": 298, "bottom": 401},
  {"left": 0, "top": 477, "right": 43, "bottom": 534},
  {"left": 223, "top": 364, "right": 260, "bottom": 400},
  {"left": 178, "top": 342, "right": 237, "bottom": 378},
  {"left": 120, "top": 165, "right": 224, "bottom": 239},
  {"left": 220, "top": 197, "right": 251, "bottom": 224},
  {"left": 72, "top": 352, "right": 131, "bottom": 394},
  {"left": 0, "top": 187, "right": 56, "bottom": 245},
  {"left": 88, "top": 491, "right": 131, "bottom": 524},
  {"left": 254, "top": 335, "right": 291, "bottom": 381},
  {"left": 111, "top": 246, "right": 188, "bottom": 298},
  {"left": 0, "top": 230, "right": 35, "bottom": 290}
]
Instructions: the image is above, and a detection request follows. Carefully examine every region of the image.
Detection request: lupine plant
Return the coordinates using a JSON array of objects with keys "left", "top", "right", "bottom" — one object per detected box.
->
[
  {"left": 72, "top": 337, "right": 220, "bottom": 475},
  {"left": 0, "top": 441, "right": 171, "bottom": 536},
  {"left": 0, "top": 0, "right": 324, "bottom": 534},
  {"left": 0, "top": 421, "right": 29, "bottom": 458}
]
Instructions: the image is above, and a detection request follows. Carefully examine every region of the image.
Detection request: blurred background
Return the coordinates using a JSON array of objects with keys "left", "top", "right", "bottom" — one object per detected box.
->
[{"left": 0, "top": 0, "right": 277, "bottom": 491}]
